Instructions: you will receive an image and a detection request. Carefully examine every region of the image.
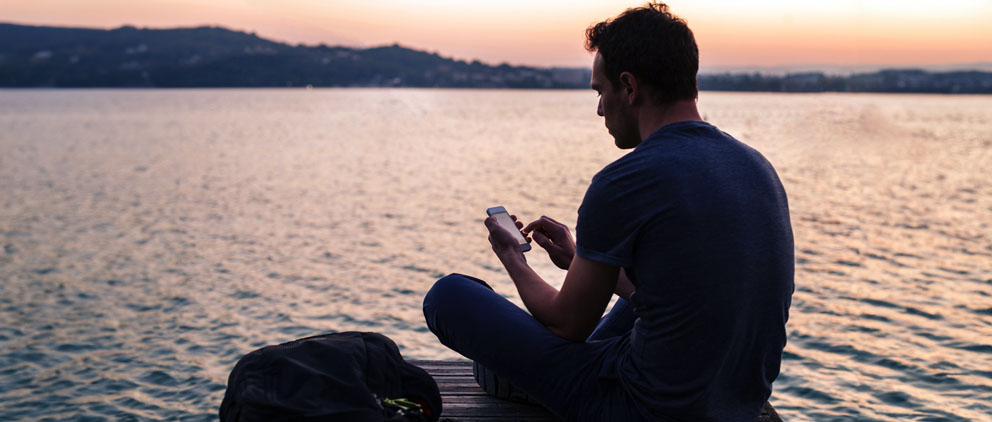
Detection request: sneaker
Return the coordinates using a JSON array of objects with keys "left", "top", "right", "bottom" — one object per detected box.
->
[{"left": 472, "top": 361, "right": 539, "bottom": 404}]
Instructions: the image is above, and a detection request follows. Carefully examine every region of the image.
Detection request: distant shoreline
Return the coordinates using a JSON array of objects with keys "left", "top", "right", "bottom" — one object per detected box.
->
[
  {"left": 2, "top": 22, "right": 990, "bottom": 94},
  {"left": 1, "top": 86, "right": 990, "bottom": 96}
]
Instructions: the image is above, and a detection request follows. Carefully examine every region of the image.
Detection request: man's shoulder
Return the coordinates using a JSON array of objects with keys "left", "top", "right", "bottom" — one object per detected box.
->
[
  {"left": 594, "top": 120, "right": 722, "bottom": 183},
  {"left": 592, "top": 151, "right": 656, "bottom": 190},
  {"left": 638, "top": 120, "right": 771, "bottom": 174}
]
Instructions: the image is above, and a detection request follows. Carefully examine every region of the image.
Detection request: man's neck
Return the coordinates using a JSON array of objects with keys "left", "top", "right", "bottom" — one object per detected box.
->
[{"left": 637, "top": 99, "right": 703, "bottom": 141}]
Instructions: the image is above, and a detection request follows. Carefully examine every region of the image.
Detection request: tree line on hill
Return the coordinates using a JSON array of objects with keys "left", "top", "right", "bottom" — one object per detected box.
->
[
  {"left": 0, "top": 23, "right": 589, "bottom": 89},
  {"left": 1, "top": 23, "right": 990, "bottom": 93},
  {"left": 698, "top": 70, "right": 992, "bottom": 94}
]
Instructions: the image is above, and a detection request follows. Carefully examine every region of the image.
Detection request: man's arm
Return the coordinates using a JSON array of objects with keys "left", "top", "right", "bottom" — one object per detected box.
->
[
  {"left": 501, "top": 253, "right": 619, "bottom": 341},
  {"left": 486, "top": 217, "right": 619, "bottom": 341},
  {"left": 523, "top": 216, "right": 634, "bottom": 301}
]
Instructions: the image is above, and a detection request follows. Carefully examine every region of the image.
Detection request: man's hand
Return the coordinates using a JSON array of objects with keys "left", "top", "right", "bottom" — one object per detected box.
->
[
  {"left": 523, "top": 216, "right": 576, "bottom": 270},
  {"left": 485, "top": 214, "right": 527, "bottom": 265}
]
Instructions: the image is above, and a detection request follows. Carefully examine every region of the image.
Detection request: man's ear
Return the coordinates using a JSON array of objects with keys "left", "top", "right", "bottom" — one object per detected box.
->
[{"left": 618, "top": 71, "right": 638, "bottom": 105}]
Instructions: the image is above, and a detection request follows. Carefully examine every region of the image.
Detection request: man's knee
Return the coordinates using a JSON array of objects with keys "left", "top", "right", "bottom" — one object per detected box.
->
[
  {"left": 424, "top": 273, "right": 484, "bottom": 311},
  {"left": 424, "top": 274, "right": 464, "bottom": 313},
  {"left": 423, "top": 273, "right": 491, "bottom": 331}
]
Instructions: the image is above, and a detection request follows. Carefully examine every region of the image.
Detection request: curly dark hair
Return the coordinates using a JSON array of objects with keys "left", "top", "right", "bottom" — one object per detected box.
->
[{"left": 586, "top": 2, "right": 699, "bottom": 104}]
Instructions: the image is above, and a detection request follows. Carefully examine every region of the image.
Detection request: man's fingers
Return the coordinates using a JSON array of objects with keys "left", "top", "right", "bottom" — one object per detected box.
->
[
  {"left": 540, "top": 216, "right": 563, "bottom": 230},
  {"left": 543, "top": 215, "right": 566, "bottom": 228},
  {"left": 525, "top": 218, "right": 566, "bottom": 241},
  {"left": 524, "top": 217, "right": 556, "bottom": 234},
  {"left": 532, "top": 230, "right": 555, "bottom": 248}
]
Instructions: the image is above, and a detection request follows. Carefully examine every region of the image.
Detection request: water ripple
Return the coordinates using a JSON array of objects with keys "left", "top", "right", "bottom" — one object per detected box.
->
[{"left": 0, "top": 90, "right": 990, "bottom": 421}]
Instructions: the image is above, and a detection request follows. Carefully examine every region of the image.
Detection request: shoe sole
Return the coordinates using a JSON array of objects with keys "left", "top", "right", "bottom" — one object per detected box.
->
[{"left": 472, "top": 361, "right": 538, "bottom": 404}]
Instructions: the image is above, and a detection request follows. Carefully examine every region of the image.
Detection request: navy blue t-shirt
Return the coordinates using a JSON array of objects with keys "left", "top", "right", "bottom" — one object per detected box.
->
[{"left": 576, "top": 121, "right": 794, "bottom": 421}]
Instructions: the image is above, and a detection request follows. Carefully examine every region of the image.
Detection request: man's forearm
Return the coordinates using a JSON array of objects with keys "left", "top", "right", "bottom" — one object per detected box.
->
[{"left": 500, "top": 256, "right": 566, "bottom": 331}]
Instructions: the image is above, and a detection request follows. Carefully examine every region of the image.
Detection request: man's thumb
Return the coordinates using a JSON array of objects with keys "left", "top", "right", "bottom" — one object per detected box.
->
[{"left": 484, "top": 217, "right": 500, "bottom": 232}]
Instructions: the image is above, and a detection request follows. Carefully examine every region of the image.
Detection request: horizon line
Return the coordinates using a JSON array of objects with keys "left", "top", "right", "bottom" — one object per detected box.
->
[{"left": 4, "top": 20, "right": 992, "bottom": 74}]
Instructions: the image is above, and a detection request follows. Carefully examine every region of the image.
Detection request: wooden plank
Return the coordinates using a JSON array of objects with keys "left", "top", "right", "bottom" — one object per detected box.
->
[
  {"left": 412, "top": 360, "right": 782, "bottom": 422},
  {"left": 442, "top": 404, "right": 553, "bottom": 417},
  {"left": 411, "top": 360, "right": 557, "bottom": 422}
]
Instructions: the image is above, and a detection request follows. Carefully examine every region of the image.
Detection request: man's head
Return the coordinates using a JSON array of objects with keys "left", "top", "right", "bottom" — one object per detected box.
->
[
  {"left": 586, "top": 2, "right": 699, "bottom": 148},
  {"left": 586, "top": 2, "right": 699, "bottom": 106}
]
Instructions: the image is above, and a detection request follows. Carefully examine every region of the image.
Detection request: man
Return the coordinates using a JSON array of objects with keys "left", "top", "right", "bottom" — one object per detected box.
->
[{"left": 423, "top": 3, "right": 794, "bottom": 421}]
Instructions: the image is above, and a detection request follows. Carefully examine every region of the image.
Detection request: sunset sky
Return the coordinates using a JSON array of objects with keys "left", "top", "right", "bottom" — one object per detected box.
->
[{"left": 3, "top": 0, "right": 991, "bottom": 70}]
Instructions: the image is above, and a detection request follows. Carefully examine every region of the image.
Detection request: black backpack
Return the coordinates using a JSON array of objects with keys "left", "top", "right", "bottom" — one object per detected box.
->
[{"left": 220, "top": 332, "right": 442, "bottom": 422}]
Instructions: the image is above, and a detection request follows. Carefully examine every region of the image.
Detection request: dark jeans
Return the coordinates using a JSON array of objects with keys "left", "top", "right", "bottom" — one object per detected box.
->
[{"left": 423, "top": 273, "right": 648, "bottom": 421}]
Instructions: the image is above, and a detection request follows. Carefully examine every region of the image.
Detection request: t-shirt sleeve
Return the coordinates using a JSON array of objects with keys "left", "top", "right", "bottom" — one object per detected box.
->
[{"left": 575, "top": 173, "right": 639, "bottom": 268}]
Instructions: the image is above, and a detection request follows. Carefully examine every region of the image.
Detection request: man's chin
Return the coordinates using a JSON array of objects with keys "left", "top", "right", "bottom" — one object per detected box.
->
[{"left": 614, "top": 136, "right": 640, "bottom": 150}]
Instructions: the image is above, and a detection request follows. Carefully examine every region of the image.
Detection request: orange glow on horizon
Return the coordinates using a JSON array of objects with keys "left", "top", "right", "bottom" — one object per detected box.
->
[{"left": 1, "top": 0, "right": 990, "bottom": 69}]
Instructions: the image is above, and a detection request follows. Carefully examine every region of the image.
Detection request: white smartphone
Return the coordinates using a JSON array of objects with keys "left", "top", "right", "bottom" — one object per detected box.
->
[{"left": 486, "top": 206, "right": 531, "bottom": 252}]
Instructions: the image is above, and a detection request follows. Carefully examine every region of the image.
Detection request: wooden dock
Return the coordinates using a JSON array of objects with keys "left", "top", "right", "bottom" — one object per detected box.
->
[
  {"left": 412, "top": 360, "right": 556, "bottom": 421},
  {"left": 412, "top": 360, "right": 783, "bottom": 422}
]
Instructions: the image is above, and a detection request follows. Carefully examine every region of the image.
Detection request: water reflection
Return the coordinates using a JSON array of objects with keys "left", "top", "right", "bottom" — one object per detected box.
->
[{"left": 0, "top": 89, "right": 989, "bottom": 421}]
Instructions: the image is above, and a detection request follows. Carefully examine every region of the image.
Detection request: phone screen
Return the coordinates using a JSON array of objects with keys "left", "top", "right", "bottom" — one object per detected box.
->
[{"left": 492, "top": 211, "right": 529, "bottom": 247}]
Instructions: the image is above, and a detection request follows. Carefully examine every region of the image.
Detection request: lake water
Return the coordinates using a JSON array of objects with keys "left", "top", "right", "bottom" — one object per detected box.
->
[{"left": 0, "top": 89, "right": 989, "bottom": 421}]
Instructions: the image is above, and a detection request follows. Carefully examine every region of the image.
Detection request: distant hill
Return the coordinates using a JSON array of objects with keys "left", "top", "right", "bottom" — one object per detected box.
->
[
  {"left": 698, "top": 70, "right": 992, "bottom": 94},
  {"left": 1, "top": 23, "right": 991, "bottom": 93},
  {"left": 0, "top": 23, "right": 591, "bottom": 88},
  {"left": 700, "top": 62, "right": 992, "bottom": 76}
]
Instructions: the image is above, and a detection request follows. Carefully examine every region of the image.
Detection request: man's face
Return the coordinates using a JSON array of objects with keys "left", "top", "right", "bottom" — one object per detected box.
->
[{"left": 590, "top": 52, "right": 639, "bottom": 149}]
